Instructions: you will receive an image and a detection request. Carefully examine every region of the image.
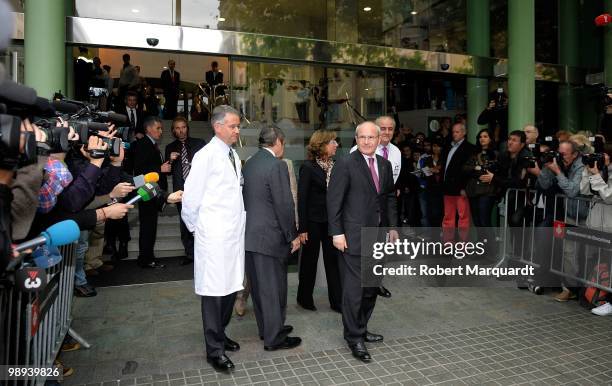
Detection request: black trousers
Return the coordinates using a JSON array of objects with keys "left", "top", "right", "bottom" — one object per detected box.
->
[
  {"left": 339, "top": 252, "right": 378, "bottom": 345},
  {"left": 104, "top": 216, "right": 131, "bottom": 246},
  {"left": 246, "top": 251, "right": 288, "bottom": 347},
  {"left": 177, "top": 203, "right": 194, "bottom": 259},
  {"left": 137, "top": 200, "right": 158, "bottom": 264},
  {"left": 296, "top": 221, "right": 342, "bottom": 310},
  {"left": 200, "top": 292, "right": 237, "bottom": 357},
  {"left": 164, "top": 96, "right": 178, "bottom": 119}
]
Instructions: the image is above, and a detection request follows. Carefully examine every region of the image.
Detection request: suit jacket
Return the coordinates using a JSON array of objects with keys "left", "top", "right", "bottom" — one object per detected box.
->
[
  {"left": 243, "top": 149, "right": 297, "bottom": 258},
  {"left": 116, "top": 104, "right": 144, "bottom": 138},
  {"left": 205, "top": 70, "right": 223, "bottom": 86},
  {"left": 160, "top": 69, "right": 180, "bottom": 99},
  {"left": 327, "top": 150, "right": 397, "bottom": 257},
  {"left": 441, "top": 140, "right": 477, "bottom": 195},
  {"left": 297, "top": 160, "right": 328, "bottom": 233},
  {"left": 132, "top": 136, "right": 168, "bottom": 191},
  {"left": 164, "top": 137, "right": 206, "bottom": 191}
]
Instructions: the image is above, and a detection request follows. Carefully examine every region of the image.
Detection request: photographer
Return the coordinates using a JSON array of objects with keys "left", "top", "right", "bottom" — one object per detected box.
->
[
  {"left": 465, "top": 129, "right": 498, "bottom": 229},
  {"left": 580, "top": 152, "right": 612, "bottom": 316},
  {"left": 528, "top": 140, "right": 585, "bottom": 300}
]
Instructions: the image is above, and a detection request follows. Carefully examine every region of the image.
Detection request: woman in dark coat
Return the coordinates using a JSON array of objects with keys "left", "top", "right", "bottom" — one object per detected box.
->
[{"left": 296, "top": 130, "right": 342, "bottom": 312}]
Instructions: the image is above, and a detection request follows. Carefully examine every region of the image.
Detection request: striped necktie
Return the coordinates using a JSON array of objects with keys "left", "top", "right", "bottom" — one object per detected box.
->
[{"left": 181, "top": 142, "right": 190, "bottom": 181}]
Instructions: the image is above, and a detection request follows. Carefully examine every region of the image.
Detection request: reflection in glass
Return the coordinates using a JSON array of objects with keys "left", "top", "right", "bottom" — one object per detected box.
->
[{"left": 74, "top": 0, "right": 174, "bottom": 25}]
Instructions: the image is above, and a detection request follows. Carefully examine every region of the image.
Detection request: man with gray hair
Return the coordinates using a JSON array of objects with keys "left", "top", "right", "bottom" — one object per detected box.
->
[
  {"left": 182, "top": 105, "right": 244, "bottom": 372},
  {"left": 242, "top": 125, "right": 302, "bottom": 351}
]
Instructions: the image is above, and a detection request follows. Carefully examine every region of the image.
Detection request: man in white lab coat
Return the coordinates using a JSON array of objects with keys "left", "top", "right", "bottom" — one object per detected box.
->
[{"left": 181, "top": 105, "right": 245, "bottom": 372}]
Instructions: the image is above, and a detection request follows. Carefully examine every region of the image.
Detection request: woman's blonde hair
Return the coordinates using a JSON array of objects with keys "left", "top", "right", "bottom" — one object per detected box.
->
[{"left": 307, "top": 130, "right": 337, "bottom": 160}]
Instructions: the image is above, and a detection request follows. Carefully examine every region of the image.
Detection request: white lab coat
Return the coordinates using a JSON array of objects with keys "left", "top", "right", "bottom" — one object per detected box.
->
[{"left": 181, "top": 136, "right": 245, "bottom": 296}]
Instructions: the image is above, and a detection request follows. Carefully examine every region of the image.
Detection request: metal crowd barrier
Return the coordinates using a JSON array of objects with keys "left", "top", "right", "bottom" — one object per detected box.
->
[
  {"left": 0, "top": 242, "right": 78, "bottom": 385},
  {"left": 501, "top": 188, "right": 612, "bottom": 293}
]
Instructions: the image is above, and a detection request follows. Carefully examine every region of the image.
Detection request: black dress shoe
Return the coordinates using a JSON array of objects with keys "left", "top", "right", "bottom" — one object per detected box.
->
[
  {"left": 297, "top": 301, "right": 317, "bottom": 311},
  {"left": 138, "top": 261, "right": 166, "bottom": 269},
  {"left": 206, "top": 354, "right": 234, "bottom": 372},
  {"left": 260, "top": 325, "right": 294, "bottom": 340},
  {"left": 377, "top": 286, "right": 391, "bottom": 298},
  {"left": 349, "top": 342, "right": 372, "bottom": 363},
  {"left": 113, "top": 242, "right": 128, "bottom": 260},
  {"left": 364, "top": 331, "right": 383, "bottom": 343},
  {"left": 224, "top": 337, "right": 240, "bottom": 352},
  {"left": 264, "top": 336, "right": 302, "bottom": 351},
  {"left": 331, "top": 306, "right": 342, "bottom": 314}
]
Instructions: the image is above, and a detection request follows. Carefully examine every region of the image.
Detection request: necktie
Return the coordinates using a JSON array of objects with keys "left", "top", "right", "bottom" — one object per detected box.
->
[
  {"left": 368, "top": 157, "right": 380, "bottom": 193},
  {"left": 181, "top": 142, "right": 190, "bottom": 181},
  {"left": 130, "top": 108, "right": 135, "bottom": 127},
  {"left": 228, "top": 149, "right": 237, "bottom": 175},
  {"left": 382, "top": 146, "right": 389, "bottom": 160}
]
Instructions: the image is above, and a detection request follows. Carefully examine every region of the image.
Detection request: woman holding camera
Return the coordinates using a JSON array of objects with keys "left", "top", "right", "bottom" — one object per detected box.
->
[
  {"left": 465, "top": 129, "right": 498, "bottom": 229},
  {"left": 296, "top": 130, "right": 342, "bottom": 312}
]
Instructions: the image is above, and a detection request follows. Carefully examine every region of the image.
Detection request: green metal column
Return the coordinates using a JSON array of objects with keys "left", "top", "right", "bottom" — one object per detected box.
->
[
  {"left": 558, "top": 0, "right": 580, "bottom": 133},
  {"left": 508, "top": 0, "right": 535, "bottom": 132},
  {"left": 606, "top": 0, "right": 612, "bottom": 86},
  {"left": 466, "top": 0, "right": 490, "bottom": 143},
  {"left": 24, "top": 0, "right": 65, "bottom": 98}
]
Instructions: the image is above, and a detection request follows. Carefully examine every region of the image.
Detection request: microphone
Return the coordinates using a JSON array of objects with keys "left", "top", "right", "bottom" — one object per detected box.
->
[
  {"left": 126, "top": 182, "right": 159, "bottom": 205},
  {"left": 0, "top": 79, "right": 38, "bottom": 106},
  {"left": 133, "top": 172, "right": 159, "bottom": 188},
  {"left": 51, "top": 99, "right": 83, "bottom": 114},
  {"left": 595, "top": 13, "right": 612, "bottom": 27},
  {"left": 97, "top": 111, "right": 128, "bottom": 124},
  {"left": 14, "top": 220, "right": 80, "bottom": 253}
]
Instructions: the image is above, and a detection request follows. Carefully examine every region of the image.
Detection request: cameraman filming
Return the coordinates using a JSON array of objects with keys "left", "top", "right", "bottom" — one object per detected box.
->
[{"left": 477, "top": 89, "right": 508, "bottom": 144}]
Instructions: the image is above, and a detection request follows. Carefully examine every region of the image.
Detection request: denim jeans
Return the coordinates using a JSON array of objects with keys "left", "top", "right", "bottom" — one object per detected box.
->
[{"left": 74, "top": 230, "right": 89, "bottom": 287}]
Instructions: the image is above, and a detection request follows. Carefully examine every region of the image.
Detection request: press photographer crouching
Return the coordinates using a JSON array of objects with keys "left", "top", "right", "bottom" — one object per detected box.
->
[
  {"left": 527, "top": 140, "right": 585, "bottom": 299},
  {"left": 580, "top": 148, "right": 612, "bottom": 315}
]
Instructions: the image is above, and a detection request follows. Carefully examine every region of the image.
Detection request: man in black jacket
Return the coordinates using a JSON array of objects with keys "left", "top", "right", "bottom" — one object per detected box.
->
[
  {"left": 116, "top": 91, "right": 144, "bottom": 142},
  {"left": 205, "top": 61, "right": 223, "bottom": 87},
  {"left": 441, "top": 123, "right": 476, "bottom": 241},
  {"left": 132, "top": 116, "right": 169, "bottom": 268},
  {"left": 327, "top": 121, "right": 398, "bottom": 363},
  {"left": 164, "top": 116, "right": 206, "bottom": 265},
  {"left": 161, "top": 59, "right": 181, "bottom": 120},
  {"left": 242, "top": 125, "right": 301, "bottom": 351}
]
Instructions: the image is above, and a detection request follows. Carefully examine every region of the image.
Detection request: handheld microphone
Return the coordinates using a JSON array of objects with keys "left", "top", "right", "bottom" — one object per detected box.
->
[
  {"left": 126, "top": 182, "right": 159, "bottom": 205},
  {"left": 133, "top": 172, "right": 159, "bottom": 188},
  {"left": 13, "top": 220, "right": 80, "bottom": 253}
]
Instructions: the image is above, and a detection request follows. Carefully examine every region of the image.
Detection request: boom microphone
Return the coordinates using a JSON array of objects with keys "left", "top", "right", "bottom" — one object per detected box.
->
[
  {"left": 51, "top": 99, "right": 83, "bottom": 114},
  {"left": 0, "top": 79, "right": 38, "bottom": 106},
  {"left": 14, "top": 220, "right": 80, "bottom": 253},
  {"left": 133, "top": 172, "right": 159, "bottom": 188},
  {"left": 97, "top": 111, "right": 128, "bottom": 124},
  {"left": 126, "top": 182, "right": 159, "bottom": 205}
]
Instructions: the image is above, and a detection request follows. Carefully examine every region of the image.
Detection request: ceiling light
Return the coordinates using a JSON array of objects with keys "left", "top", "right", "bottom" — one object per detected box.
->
[
  {"left": 363, "top": 6, "right": 372, "bottom": 12},
  {"left": 131, "top": 9, "right": 140, "bottom": 13},
  {"left": 411, "top": 10, "right": 418, "bottom": 15},
  {"left": 218, "top": 17, "right": 225, "bottom": 21}
]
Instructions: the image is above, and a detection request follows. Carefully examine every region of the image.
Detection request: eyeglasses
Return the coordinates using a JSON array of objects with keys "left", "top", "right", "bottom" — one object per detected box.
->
[
  {"left": 328, "top": 140, "right": 338, "bottom": 145},
  {"left": 357, "top": 135, "right": 379, "bottom": 142}
]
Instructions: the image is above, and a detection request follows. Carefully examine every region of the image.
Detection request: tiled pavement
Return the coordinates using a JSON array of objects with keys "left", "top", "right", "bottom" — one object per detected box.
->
[{"left": 62, "top": 275, "right": 612, "bottom": 386}]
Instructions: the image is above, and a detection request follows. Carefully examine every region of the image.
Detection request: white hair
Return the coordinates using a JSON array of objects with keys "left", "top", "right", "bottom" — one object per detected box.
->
[{"left": 355, "top": 121, "right": 381, "bottom": 137}]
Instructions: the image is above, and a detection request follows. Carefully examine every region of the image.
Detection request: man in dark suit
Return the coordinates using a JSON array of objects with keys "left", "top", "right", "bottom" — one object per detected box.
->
[
  {"left": 441, "top": 122, "right": 476, "bottom": 241},
  {"left": 116, "top": 91, "right": 144, "bottom": 142},
  {"left": 161, "top": 59, "right": 181, "bottom": 120},
  {"left": 327, "top": 121, "right": 398, "bottom": 363},
  {"left": 132, "top": 116, "right": 169, "bottom": 268},
  {"left": 164, "top": 116, "right": 206, "bottom": 265},
  {"left": 242, "top": 125, "right": 302, "bottom": 351},
  {"left": 205, "top": 61, "right": 223, "bottom": 86}
]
